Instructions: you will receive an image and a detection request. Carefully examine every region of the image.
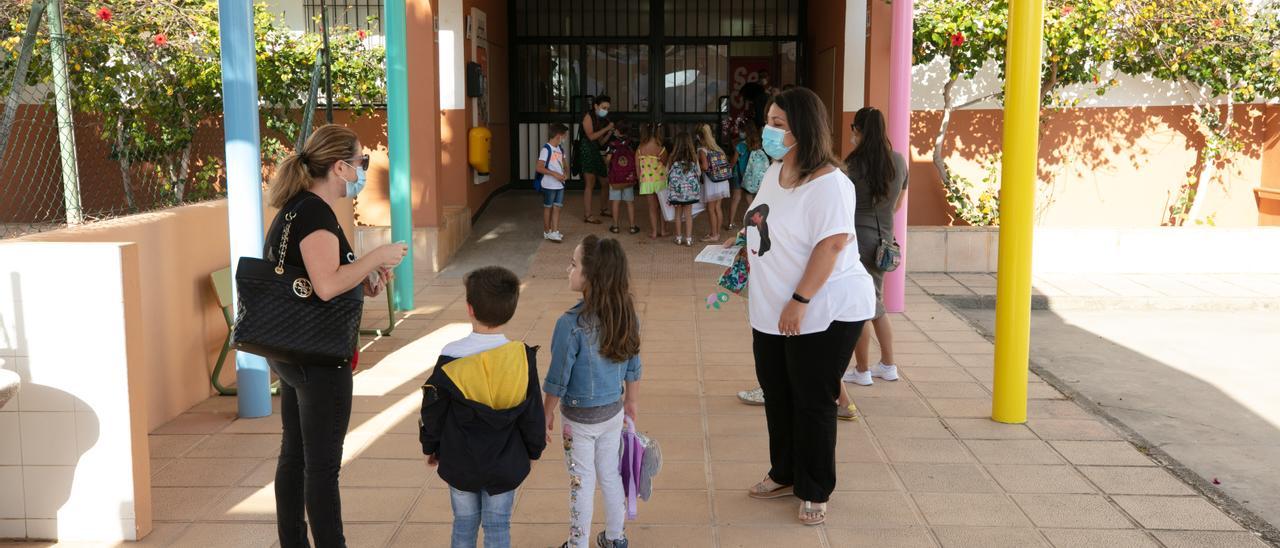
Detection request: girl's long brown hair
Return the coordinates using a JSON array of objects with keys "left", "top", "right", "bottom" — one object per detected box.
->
[
  {"left": 268, "top": 124, "right": 359, "bottom": 208},
  {"left": 578, "top": 235, "right": 640, "bottom": 362},
  {"left": 668, "top": 131, "right": 697, "bottom": 166},
  {"left": 768, "top": 87, "right": 841, "bottom": 187}
]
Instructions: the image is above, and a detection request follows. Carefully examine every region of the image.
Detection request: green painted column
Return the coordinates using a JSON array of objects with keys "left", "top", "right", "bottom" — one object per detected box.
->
[{"left": 384, "top": 0, "right": 415, "bottom": 310}]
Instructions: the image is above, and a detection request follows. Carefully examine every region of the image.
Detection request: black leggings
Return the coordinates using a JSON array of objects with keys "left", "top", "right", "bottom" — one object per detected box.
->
[
  {"left": 270, "top": 360, "right": 353, "bottom": 548},
  {"left": 753, "top": 320, "right": 864, "bottom": 502}
]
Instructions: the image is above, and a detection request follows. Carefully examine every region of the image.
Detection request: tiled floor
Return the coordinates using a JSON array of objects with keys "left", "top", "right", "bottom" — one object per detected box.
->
[
  {"left": 7, "top": 196, "right": 1269, "bottom": 547},
  {"left": 914, "top": 271, "right": 1280, "bottom": 306}
]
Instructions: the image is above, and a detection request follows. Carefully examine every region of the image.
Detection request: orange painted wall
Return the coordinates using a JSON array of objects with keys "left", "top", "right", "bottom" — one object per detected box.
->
[
  {"left": 18, "top": 201, "right": 233, "bottom": 431},
  {"left": 406, "top": 0, "right": 443, "bottom": 228},
  {"left": 806, "top": 0, "right": 846, "bottom": 149}
]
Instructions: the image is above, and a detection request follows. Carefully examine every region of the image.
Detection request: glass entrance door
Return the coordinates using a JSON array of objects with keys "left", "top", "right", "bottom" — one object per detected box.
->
[{"left": 512, "top": 0, "right": 803, "bottom": 185}]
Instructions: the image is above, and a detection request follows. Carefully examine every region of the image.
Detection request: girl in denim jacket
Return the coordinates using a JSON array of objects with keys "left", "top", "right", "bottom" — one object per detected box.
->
[{"left": 543, "top": 235, "right": 642, "bottom": 548}]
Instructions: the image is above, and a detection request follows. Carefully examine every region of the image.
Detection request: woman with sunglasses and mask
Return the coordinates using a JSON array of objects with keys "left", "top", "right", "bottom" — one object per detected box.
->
[
  {"left": 264, "top": 124, "right": 408, "bottom": 547},
  {"left": 740, "top": 88, "right": 875, "bottom": 526}
]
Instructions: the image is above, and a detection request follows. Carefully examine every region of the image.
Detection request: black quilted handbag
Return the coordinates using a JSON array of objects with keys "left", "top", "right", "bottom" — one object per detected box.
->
[{"left": 232, "top": 200, "right": 363, "bottom": 367}]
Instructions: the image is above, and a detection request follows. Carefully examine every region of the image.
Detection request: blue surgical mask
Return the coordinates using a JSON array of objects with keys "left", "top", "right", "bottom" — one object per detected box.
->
[
  {"left": 762, "top": 125, "right": 792, "bottom": 160},
  {"left": 342, "top": 164, "right": 367, "bottom": 197},
  {"left": 596, "top": 109, "right": 609, "bottom": 118}
]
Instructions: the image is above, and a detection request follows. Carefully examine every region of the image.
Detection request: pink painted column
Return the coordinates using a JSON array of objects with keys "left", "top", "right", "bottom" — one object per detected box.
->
[{"left": 884, "top": 0, "right": 913, "bottom": 313}]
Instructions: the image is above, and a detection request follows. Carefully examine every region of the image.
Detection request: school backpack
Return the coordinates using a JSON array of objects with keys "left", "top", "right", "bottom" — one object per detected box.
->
[
  {"left": 741, "top": 149, "right": 769, "bottom": 193},
  {"left": 704, "top": 148, "right": 732, "bottom": 182},
  {"left": 742, "top": 148, "right": 768, "bottom": 193},
  {"left": 532, "top": 143, "right": 554, "bottom": 192},
  {"left": 666, "top": 161, "right": 701, "bottom": 203},
  {"left": 608, "top": 140, "right": 638, "bottom": 189}
]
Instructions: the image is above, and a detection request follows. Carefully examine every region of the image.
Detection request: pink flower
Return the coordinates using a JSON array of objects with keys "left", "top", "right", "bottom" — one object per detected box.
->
[
  {"left": 950, "top": 32, "right": 965, "bottom": 47},
  {"left": 96, "top": 7, "right": 112, "bottom": 22},
  {"left": 153, "top": 34, "right": 168, "bottom": 47},
  {"left": 1061, "top": 5, "right": 1075, "bottom": 16}
]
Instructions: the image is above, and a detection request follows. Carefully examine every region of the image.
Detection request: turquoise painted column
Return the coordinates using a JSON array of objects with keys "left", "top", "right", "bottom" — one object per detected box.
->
[
  {"left": 218, "top": 0, "right": 271, "bottom": 418},
  {"left": 384, "top": 0, "right": 415, "bottom": 310},
  {"left": 884, "top": 0, "right": 913, "bottom": 314}
]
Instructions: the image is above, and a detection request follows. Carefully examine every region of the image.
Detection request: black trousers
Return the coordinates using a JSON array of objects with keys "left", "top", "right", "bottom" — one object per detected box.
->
[
  {"left": 753, "top": 320, "right": 864, "bottom": 503},
  {"left": 270, "top": 360, "right": 354, "bottom": 548}
]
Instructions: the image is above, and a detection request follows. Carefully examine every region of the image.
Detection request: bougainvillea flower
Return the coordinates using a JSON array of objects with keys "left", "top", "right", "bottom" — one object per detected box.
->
[
  {"left": 97, "top": 7, "right": 113, "bottom": 22},
  {"left": 950, "top": 32, "right": 965, "bottom": 47}
]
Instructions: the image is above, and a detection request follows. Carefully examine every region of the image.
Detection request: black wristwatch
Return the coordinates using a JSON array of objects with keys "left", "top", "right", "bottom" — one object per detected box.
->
[{"left": 791, "top": 292, "right": 810, "bottom": 304}]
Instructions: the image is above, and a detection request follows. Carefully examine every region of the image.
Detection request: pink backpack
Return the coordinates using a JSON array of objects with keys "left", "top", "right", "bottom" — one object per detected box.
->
[{"left": 608, "top": 140, "right": 638, "bottom": 189}]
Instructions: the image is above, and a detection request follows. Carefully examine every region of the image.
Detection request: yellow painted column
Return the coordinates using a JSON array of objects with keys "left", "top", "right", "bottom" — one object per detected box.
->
[{"left": 992, "top": 0, "right": 1045, "bottom": 424}]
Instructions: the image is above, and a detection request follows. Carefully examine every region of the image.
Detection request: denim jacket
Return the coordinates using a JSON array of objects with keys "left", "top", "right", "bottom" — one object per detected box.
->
[{"left": 543, "top": 302, "right": 642, "bottom": 408}]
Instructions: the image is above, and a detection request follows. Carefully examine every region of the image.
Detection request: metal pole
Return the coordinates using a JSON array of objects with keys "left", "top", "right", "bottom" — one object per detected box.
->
[
  {"left": 319, "top": 0, "right": 334, "bottom": 123},
  {"left": 218, "top": 0, "right": 272, "bottom": 418},
  {"left": 47, "top": 0, "right": 82, "bottom": 225},
  {"left": 0, "top": 0, "right": 48, "bottom": 165},
  {"left": 384, "top": 0, "right": 415, "bottom": 310},
  {"left": 883, "top": 0, "right": 912, "bottom": 314},
  {"left": 992, "top": 0, "right": 1044, "bottom": 424},
  {"left": 298, "top": 49, "right": 325, "bottom": 150}
]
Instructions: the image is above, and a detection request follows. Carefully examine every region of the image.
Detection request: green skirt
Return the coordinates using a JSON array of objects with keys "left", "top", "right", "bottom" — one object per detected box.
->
[{"left": 575, "top": 138, "right": 608, "bottom": 177}]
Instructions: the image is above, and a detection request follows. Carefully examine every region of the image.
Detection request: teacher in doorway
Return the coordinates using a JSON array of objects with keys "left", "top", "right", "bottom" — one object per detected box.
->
[
  {"left": 741, "top": 88, "right": 876, "bottom": 526},
  {"left": 578, "top": 94, "right": 615, "bottom": 224}
]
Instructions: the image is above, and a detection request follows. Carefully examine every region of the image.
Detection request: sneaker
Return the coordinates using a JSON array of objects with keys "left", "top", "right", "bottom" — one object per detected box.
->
[
  {"left": 842, "top": 368, "right": 873, "bottom": 386},
  {"left": 543, "top": 231, "right": 554, "bottom": 241},
  {"left": 551, "top": 231, "right": 564, "bottom": 242},
  {"left": 870, "top": 362, "right": 900, "bottom": 381},
  {"left": 737, "top": 387, "right": 765, "bottom": 406},
  {"left": 596, "top": 531, "right": 629, "bottom": 548}
]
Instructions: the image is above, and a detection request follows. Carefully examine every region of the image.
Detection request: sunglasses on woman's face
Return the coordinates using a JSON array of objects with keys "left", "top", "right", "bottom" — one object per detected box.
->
[{"left": 345, "top": 154, "right": 370, "bottom": 170}]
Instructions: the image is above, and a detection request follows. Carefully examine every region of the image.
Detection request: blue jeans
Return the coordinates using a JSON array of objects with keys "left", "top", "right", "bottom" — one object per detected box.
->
[
  {"left": 542, "top": 188, "right": 565, "bottom": 208},
  {"left": 449, "top": 486, "right": 516, "bottom": 548}
]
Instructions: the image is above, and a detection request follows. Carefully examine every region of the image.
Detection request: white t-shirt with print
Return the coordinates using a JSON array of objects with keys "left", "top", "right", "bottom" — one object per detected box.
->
[
  {"left": 538, "top": 143, "right": 566, "bottom": 190},
  {"left": 745, "top": 163, "right": 876, "bottom": 335}
]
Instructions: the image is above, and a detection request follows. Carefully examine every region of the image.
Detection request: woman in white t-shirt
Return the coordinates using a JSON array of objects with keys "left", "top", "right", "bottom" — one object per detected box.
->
[{"left": 741, "top": 87, "right": 876, "bottom": 526}]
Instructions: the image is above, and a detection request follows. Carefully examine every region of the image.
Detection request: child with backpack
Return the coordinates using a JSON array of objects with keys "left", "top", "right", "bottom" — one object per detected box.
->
[
  {"left": 544, "top": 235, "right": 643, "bottom": 548},
  {"left": 636, "top": 124, "right": 669, "bottom": 240},
  {"left": 603, "top": 122, "right": 641, "bottom": 235},
  {"left": 726, "top": 121, "right": 753, "bottom": 231},
  {"left": 535, "top": 124, "right": 570, "bottom": 243},
  {"left": 696, "top": 124, "right": 732, "bottom": 243},
  {"left": 739, "top": 120, "right": 769, "bottom": 203},
  {"left": 665, "top": 132, "right": 701, "bottom": 247}
]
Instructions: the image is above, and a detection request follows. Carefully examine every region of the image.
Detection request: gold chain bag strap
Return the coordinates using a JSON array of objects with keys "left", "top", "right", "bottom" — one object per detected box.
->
[{"left": 232, "top": 197, "right": 364, "bottom": 366}]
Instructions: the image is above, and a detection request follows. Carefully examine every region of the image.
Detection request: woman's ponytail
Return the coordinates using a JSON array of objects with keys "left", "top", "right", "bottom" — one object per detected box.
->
[{"left": 266, "top": 124, "right": 360, "bottom": 208}]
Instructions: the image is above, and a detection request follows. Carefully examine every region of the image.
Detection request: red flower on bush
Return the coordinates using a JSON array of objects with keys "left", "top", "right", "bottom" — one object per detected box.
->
[
  {"left": 357, "top": 30, "right": 366, "bottom": 39},
  {"left": 950, "top": 32, "right": 965, "bottom": 47},
  {"left": 153, "top": 34, "right": 168, "bottom": 47},
  {"left": 1061, "top": 5, "right": 1075, "bottom": 16},
  {"left": 96, "top": 7, "right": 113, "bottom": 22}
]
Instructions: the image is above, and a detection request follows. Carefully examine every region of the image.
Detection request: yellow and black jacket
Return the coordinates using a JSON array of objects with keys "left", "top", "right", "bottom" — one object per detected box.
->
[{"left": 419, "top": 342, "right": 546, "bottom": 494}]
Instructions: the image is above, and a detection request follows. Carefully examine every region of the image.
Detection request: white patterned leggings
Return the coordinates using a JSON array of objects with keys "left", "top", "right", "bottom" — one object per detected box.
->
[{"left": 562, "top": 409, "right": 626, "bottom": 547}]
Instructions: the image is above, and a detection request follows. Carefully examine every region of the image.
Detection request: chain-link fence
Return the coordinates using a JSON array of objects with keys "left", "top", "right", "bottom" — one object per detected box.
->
[
  {"left": 1, "top": 0, "right": 386, "bottom": 240},
  {"left": 1, "top": 0, "right": 227, "bottom": 239}
]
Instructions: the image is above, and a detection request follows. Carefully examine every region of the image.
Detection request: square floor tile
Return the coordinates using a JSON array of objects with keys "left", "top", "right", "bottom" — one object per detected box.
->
[
  {"left": 716, "top": 525, "right": 824, "bottom": 547},
  {"left": 964, "top": 440, "right": 1063, "bottom": 465},
  {"left": 852, "top": 397, "right": 937, "bottom": 418},
  {"left": 912, "top": 493, "right": 1030, "bottom": 527},
  {"left": 1041, "top": 529, "right": 1159, "bottom": 548},
  {"left": 168, "top": 522, "right": 277, "bottom": 548},
  {"left": 341, "top": 487, "right": 421, "bottom": 522},
  {"left": 894, "top": 463, "right": 999, "bottom": 493},
  {"left": 984, "top": 465, "right": 1095, "bottom": 494},
  {"left": 151, "top": 457, "right": 261, "bottom": 487},
  {"left": 931, "top": 527, "right": 1048, "bottom": 548},
  {"left": 879, "top": 438, "right": 973, "bottom": 464},
  {"left": 186, "top": 434, "right": 281, "bottom": 458},
  {"left": 341, "top": 458, "right": 434, "bottom": 488},
  {"left": 824, "top": 526, "right": 935, "bottom": 547},
  {"left": 1150, "top": 531, "right": 1270, "bottom": 547},
  {"left": 825, "top": 491, "right": 922, "bottom": 528},
  {"left": 1011, "top": 494, "right": 1133, "bottom": 528},
  {"left": 1049, "top": 441, "right": 1155, "bottom": 466},
  {"left": 1112, "top": 496, "right": 1243, "bottom": 531},
  {"left": 912, "top": 382, "right": 989, "bottom": 399},
  {"left": 834, "top": 462, "right": 899, "bottom": 491},
  {"left": 148, "top": 435, "right": 206, "bottom": 459},
  {"left": 944, "top": 418, "right": 1036, "bottom": 440},
  {"left": 712, "top": 492, "right": 798, "bottom": 526},
  {"left": 928, "top": 399, "right": 992, "bottom": 418},
  {"left": 1078, "top": 466, "right": 1195, "bottom": 495},
  {"left": 865, "top": 416, "right": 955, "bottom": 439},
  {"left": 150, "top": 487, "right": 228, "bottom": 522},
  {"left": 1027, "top": 419, "right": 1121, "bottom": 441}
]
